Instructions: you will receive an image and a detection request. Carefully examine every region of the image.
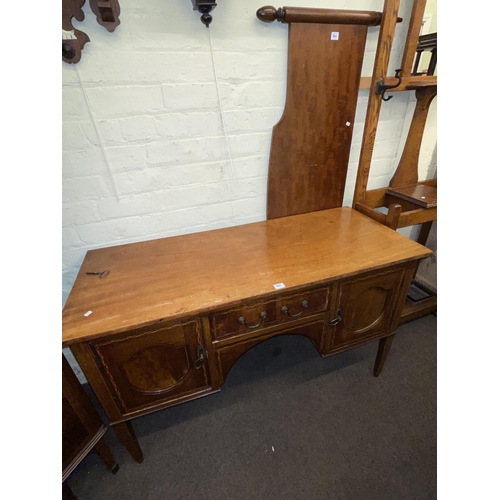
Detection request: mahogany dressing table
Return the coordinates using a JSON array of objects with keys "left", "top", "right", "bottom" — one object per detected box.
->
[{"left": 63, "top": 208, "right": 431, "bottom": 462}]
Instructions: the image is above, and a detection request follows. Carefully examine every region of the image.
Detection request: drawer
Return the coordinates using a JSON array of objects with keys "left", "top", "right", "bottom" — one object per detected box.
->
[
  {"left": 210, "top": 297, "right": 279, "bottom": 340},
  {"left": 210, "top": 286, "right": 330, "bottom": 341},
  {"left": 278, "top": 287, "right": 330, "bottom": 323}
]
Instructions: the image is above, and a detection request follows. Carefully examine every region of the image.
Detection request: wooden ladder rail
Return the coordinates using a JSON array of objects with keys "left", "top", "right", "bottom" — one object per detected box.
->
[
  {"left": 352, "top": 0, "right": 401, "bottom": 210},
  {"left": 352, "top": 0, "right": 437, "bottom": 323},
  {"left": 400, "top": 0, "right": 428, "bottom": 78}
]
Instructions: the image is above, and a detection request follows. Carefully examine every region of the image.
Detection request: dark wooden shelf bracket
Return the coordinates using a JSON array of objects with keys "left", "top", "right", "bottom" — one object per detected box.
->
[{"left": 62, "top": 0, "right": 121, "bottom": 64}]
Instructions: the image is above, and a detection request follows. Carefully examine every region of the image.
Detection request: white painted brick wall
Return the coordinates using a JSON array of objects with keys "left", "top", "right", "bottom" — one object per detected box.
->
[{"left": 62, "top": 0, "right": 436, "bottom": 312}]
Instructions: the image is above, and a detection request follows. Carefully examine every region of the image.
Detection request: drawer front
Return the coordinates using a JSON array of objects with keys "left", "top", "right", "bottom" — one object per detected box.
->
[
  {"left": 278, "top": 287, "right": 330, "bottom": 323},
  {"left": 90, "top": 319, "right": 210, "bottom": 416},
  {"left": 210, "top": 287, "right": 330, "bottom": 341},
  {"left": 332, "top": 268, "right": 405, "bottom": 347},
  {"left": 210, "top": 298, "right": 279, "bottom": 340}
]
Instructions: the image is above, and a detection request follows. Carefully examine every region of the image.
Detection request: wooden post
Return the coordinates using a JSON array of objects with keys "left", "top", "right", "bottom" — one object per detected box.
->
[
  {"left": 389, "top": 85, "right": 437, "bottom": 187},
  {"left": 385, "top": 203, "right": 402, "bottom": 229},
  {"left": 352, "top": 0, "right": 401, "bottom": 207},
  {"left": 400, "top": 0, "right": 427, "bottom": 77}
]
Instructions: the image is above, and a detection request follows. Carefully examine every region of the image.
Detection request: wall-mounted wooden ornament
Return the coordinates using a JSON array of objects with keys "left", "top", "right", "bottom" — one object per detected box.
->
[
  {"left": 62, "top": 0, "right": 121, "bottom": 64},
  {"left": 90, "top": 0, "right": 121, "bottom": 32},
  {"left": 62, "top": 0, "right": 90, "bottom": 64}
]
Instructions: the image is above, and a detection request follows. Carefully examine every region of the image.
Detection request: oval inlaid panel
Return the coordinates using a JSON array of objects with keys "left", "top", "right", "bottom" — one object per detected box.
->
[
  {"left": 121, "top": 344, "right": 190, "bottom": 394},
  {"left": 343, "top": 286, "right": 389, "bottom": 334}
]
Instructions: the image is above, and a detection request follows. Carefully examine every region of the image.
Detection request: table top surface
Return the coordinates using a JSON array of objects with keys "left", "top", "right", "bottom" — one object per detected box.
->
[{"left": 62, "top": 208, "right": 431, "bottom": 346}]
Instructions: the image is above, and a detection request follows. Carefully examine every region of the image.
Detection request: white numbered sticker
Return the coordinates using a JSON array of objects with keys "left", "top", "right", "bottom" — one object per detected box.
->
[
  {"left": 274, "top": 283, "right": 285, "bottom": 290},
  {"left": 331, "top": 32, "right": 339, "bottom": 40}
]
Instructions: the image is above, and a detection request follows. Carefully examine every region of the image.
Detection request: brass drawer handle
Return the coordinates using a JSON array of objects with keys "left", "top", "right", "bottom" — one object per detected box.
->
[
  {"left": 281, "top": 300, "right": 308, "bottom": 318},
  {"left": 194, "top": 345, "right": 207, "bottom": 369},
  {"left": 238, "top": 311, "right": 267, "bottom": 329}
]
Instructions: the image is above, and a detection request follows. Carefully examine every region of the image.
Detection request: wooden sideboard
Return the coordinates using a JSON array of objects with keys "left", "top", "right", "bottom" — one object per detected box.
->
[{"left": 62, "top": 207, "right": 431, "bottom": 462}]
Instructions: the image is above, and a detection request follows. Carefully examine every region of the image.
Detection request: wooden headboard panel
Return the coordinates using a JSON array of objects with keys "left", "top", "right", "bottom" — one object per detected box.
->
[{"left": 257, "top": 6, "right": 380, "bottom": 220}]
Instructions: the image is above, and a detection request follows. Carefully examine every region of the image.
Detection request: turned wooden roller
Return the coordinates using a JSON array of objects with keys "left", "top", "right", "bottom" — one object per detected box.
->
[{"left": 256, "top": 5, "right": 402, "bottom": 26}]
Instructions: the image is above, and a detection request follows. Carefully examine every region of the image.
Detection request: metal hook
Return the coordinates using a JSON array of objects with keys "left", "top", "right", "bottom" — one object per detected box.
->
[{"left": 375, "top": 69, "right": 402, "bottom": 102}]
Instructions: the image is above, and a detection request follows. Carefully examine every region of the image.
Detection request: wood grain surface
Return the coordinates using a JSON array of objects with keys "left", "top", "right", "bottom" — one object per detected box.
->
[
  {"left": 276, "top": 7, "right": 383, "bottom": 25},
  {"left": 400, "top": 0, "right": 428, "bottom": 77},
  {"left": 386, "top": 183, "right": 437, "bottom": 208},
  {"left": 62, "top": 208, "right": 431, "bottom": 346},
  {"left": 266, "top": 22, "right": 368, "bottom": 219},
  {"left": 256, "top": 5, "right": 402, "bottom": 26},
  {"left": 358, "top": 75, "right": 437, "bottom": 91},
  {"left": 389, "top": 85, "right": 437, "bottom": 187},
  {"left": 352, "top": 0, "right": 401, "bottom": 207}
]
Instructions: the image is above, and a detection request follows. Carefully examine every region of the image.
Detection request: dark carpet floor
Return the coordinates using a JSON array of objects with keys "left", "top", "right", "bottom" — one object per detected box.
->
[{"left": 67, "top": 315, "right": 437, "bottom": 500}]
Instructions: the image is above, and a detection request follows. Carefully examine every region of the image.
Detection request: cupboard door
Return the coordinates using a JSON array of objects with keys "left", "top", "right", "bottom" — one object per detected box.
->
[
  {"left": 91, "top": 319, "right": 210, "bottom": 416},
  {"left": 332, "top": 268, "right": 406, "bottom": 347}
]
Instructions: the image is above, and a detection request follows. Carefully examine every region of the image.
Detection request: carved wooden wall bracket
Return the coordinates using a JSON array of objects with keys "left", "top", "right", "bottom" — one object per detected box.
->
[
  {"left": 90, "top": 0, "right": 121, "bottom": 32},
  {"left": 62, "top": 0, "right": 121, "bottom": 64},
  {"left": 62, "top": 0, "right": 90, "bottom": 64}
]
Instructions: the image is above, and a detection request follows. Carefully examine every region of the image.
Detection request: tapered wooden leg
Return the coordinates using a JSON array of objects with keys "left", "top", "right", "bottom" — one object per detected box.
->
[
  {"left": 411, "top": 220, "right": 434, "bottom": 279},
  {"left": 417, "top": 221, "right": 433, "bottom": 246},
  {"left": 374, "top": 335, "right": 395, "bottom": 377},
  {"left": 94, "top": 437, "right": 120, "bottom": 473},
  {"left": 113, "top": 422, "right": 144, "bottom": 463}
]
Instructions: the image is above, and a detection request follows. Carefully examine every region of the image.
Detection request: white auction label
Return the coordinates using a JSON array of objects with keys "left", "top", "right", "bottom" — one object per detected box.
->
[
  {"left": 274, "top": 283, "right": 285, "bottom": 290},
  {"left": 331, "top": 32, "right": 339, "bottom": 40}
]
